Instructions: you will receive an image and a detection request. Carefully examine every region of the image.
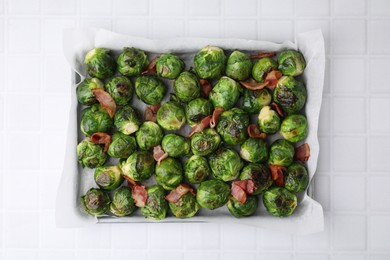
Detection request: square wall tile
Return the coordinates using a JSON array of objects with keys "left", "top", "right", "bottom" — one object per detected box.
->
[
  {"left": 295, "top": 214, "right": 330, "bottom": 250},
  {"left": 44, "top": 0, "right": 76, "bottom": 15},
  {"left": 44, "top": 55, "right": 70, "bottom": 93},
  {"left": 369, "top": 216, "right": 390, "bottom": 251},
  {"left": 43, "top": 95, "right": 70, "bottom": 131},
  {"left": 6, "top": 56, "right": 41, "bottom": 93},
  {"left": 260, "top": 20, "right": 294, "bottom": 42},
  {"left": 368, "top": 176, "right": 390, "bottom": 211},
  {"left": 44, "top": 19, "right": 76, "bottom": 54},
  {"left": 225, "top": 0, "right": 257, "bottom": 16},
  {"left": 332, "top": 20, "right": 366, "bottom": 54},
  {"left": 317, "top": 137, "right": 331, "bottom": 172},
  {"left": 148, "top": 252, "right": 184, "bottom": 260},
  {"left": 333, "top": 137, "right": 366, "bottom": 172},
  {"left": 333, "top": 255, "right": 366, "bottom": 260},
  {"left": 112, "top": 224, "right": 147, "bottom": 249},
  {"left": 0, "top": 57, "right": 4, "bottom": 91},
  {"left": 370, "top": 255, "right": 390, "bottom": 260},
  {"left": 224, "top": 20, "right": 257, "bottom": 40},
  {"left": 75, "top": 251, "right": 110, "bottom": 260},
  {"left": 7, "top": 0, "right": 40, "bottom": 14},
  {"left": 0, "top": 96, "right": 3, "bottom": 130},
  {"left": 5, "top": 94, "right": 41, "bottom": 131},
  {"left": 186, "top": 252, "right": 220, "bottom": 260},
  {"left": 114, "top": 19, "right": 149, "bottom": 38},
  {"left": 222, "top": 224, "right": 256, "bottom": 250},
  {"left": 260, "top": 229, "right": 293, "bottom": 250},
  {"left": 4, "top": 171, "right": 39, "bottom": 210},
  {"left": 80, "top": 0, "right": 112, "bottom": 15},
  {"left": 185, "top": 223, "right": 220, "bottom": 250},
  {"left": 0, "top": 19, "right": 4, "bottom": 53},
  {"left": 333, "top": 97, "right": 366, "bottom": 134},
  {"left": 333, "top": 0, "right": 366, "bottom": 15},
  {"left": 369, "top": 137, "right": 390, "bottom": 171},
  {"left": 318, "top": 96, "right": 330, "bottom": 135},
  {"left": 4, "top": 212, "right": 39, "bottom": 248},
  {"left": 223, "top": 253, "right": 257, "bottom": 260},
  {"left": 260, "top": 254, "right": 292, "bottom": 260},
  {"left": 369, "top": 21, "right": 390, "bottom": 54},
  {"left": 261, "top": 0, "right": 294, "bottom": 16},
  {"left": 313, "top": 175, "right": 330, "bottom": 211},
  {"left": 0, "top": 213, "right": 2, "bottom": 246},
  {"left": 39, "top": 251, "right": 75, "bottom": 260},
  {"left": 8, "top": 18, "right": 41, "bottom": 53},
  {"left": 296, "top": 20, "right": 330, "bottom": 52},
  {"left": 6, "top": 251, "right": 38, "bottom": 260},
  {"left": 5, "top": 133, "right": 40, "bottom": 170},
  {"left": 149, "top": 224, "right": 183, "bottom": 249},
  {"left": 39, "top": 170, "right": 61, "bottom": 209},
  {"left": 41, "top": 132, "right": 67, "bottom": 170},
  {"left": 76, "top": 225, "right": 111, "bottom": 249},
  {"left": 369, "top": 58, "right": 390, "bottom": 93},
  {"left": 370, "top": 98, "right": 390, "bottom": 132},
  {"left": 40, "top": 211, "right": 75, "bottom": 248},
  {"left": 295, "top": 255, "right": 329, "bottom": 260},
  {"left": 296, "top": 0, "right": 330, "bottom": 16},
  {"left": 188, "top": 0, "right": 220, "bottom": 16},
  {"left": 114, "top": 0, "right": 149, "bottom": 15},
  {"left": 370, "top": 0, "right": 390, "bottom": 16},
  {"left": 333, "top": 215, "right": 366, "bottom": 250},
  {"left": 188, "top": 20, "right": 221, "bottom": 38},
  {"left": 151, "top": 0, "right": 185, "bottom": 16},
  {"left": 111, "top": 251, "right": 146, "bottom": 260},
  {"left": 333, "top": 175, "right": 366, "bottom": 211},
  {"left": 332, "top": 58, "right": 365, "bottom": 93},
  {"left": 152, "top": 20, "right": 185, "bottom": 39},
  {"left": 79, "top": 18, "right": 112, "bottom": 31}
]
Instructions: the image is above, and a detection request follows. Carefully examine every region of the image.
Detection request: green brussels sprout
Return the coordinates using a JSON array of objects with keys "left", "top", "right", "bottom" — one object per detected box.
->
[
  {"left": 174, "top": 71, "right": 201, "bottom": 103},
  {"left": 240, "top": 138, "right": 268, "bottom": 163},
  {"left": 156, "top": 101, "right": 186, "bottom": 131},
  {"left": 107, "top": 132, "right": 137, "bottom": 158},
  {"left": 184, "top": 155, "right": 210, "bottom": 184},
  {"left": 263, "top": 187, "right": 297, "bottom": 217},
  {"left": 252, "top": 57, "right": 278, "bottom": 83},
  {"left": 141, "top": 185, "right": 168, "bottom": 220},
  {"left": 268, "top": 139, "right": 295, "bottom": 167},
  {"left": 239, "top": 163, "right": 272, "bottom": 195},
  {"left": 80, "top": 188, "right": 110, "bottom": 216},
  {"left": 273, "top": 76, "right": 307, "bottom": 115},
  {"left": 228, "top": 195, "right": 258, "bottom": 218},
  {"left": 284, "top": 162, "right": 309, "bottom": 193},
  {"left": 110, "top": 186, "right": 136, "bottom": 217},
  {"left": 76, "top": 78, "right": 104, "bottom": 105},
  {"left": 105, "top": 76, "right": 133, "bottom": 106},
  {"left": 225, "top": 50, "right": 252, "bottom": 81},
  {"left": 242, "top": 88, "right": 272, "bottom": 114},
  {"left": 185, "top": 98, "right": 213, "bottom": 126},
  {"left": 216, "top": 108, "right": 249, "bottom": 145},
  {"left": 77, "top": 139, "right": 107, "bottom": 168},
  {"left": 194, "top": 46, "right": 226, "bottom": 80},
  {"left": 117, "top": 47, "right": 149, "bottom": 77},
  {"left": 280, "top": 114, "right": 308, "bottom": 143},
  {"left": 169, "top": 192, "right": 200, "bottom": 218},
  {"left": 155, "top": 157, "right": 183, "bottom": 190},
  {"left": 135, "top": 75, "right": 166, "bottom": 105},
  {"left": 120, "top": 151, "right": 155, "bottom": 182},
  {"left": 84, "top": 48, "right": 116, "bottom": 79},
  {"left": 190, "top": 128, "right": 221, "bottom": 156},
  {"left": 161, "top": 134, "right": 190, "bottom": 157},
  {"left": 258, "top": 106, "right": 281, "bottom": 134},
  {"left": 136, "top": 121, "right": 163, "bottom": 150},
  {"left": 278, "top": 50, "right": 306, "bottom": 76},
  {"left": 196, "top": 179, "right": 230, "bottom": 210},
  {"left": 209, "top": 147, "right": 243, "bottom": 182},
  {"left": 94, "top": 166, "right": 124, "bottom": 191},
  {"left": 80, "top": 104, "right": 113, "bottom": 136},
  {"left": 156, "top": 53, "right": 185, "bottom": 79},
  {"left": 209, "top": 76, "right": 241, "bottom": 110},
  {"left": 114, "top": 105, "right": 141, "bottom": 135}
]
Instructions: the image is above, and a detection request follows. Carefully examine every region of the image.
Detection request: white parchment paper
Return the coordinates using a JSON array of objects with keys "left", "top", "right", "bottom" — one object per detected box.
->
[{"left": 56, "top": 28, "right": 325, "bottom": 235}]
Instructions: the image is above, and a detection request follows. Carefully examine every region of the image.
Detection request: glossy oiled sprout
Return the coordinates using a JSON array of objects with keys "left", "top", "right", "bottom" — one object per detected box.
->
[
  {"left": 155, "top": 157, "right": 183, "bottom": 190},
  {"left": 258, "top": 106, "right": 281, "bottom": 135},
  {"left": 240, "top": 138, "right": 268, "bottom": 163},
  {"left": 141, "top": 185, "right": 168, "bottom": 220},
  {"left": 161, "top": 134, "right": 190, "bottom": 157},
  {"left": 185, "top": 98, "right": 213, "bottom": 127},
  {"left": 268, "top": 139, "right": 295, "bottom": 167},
  {"left": 105, "top": 76, "right": 133, "bottom": 106},
  {"left": 278, "top": 50, "right": 306, "bottom": 76},
  {"left": 135, "top": 75, "right": 166, "bottom": 105},
  {"left": 190, "top": 128, "right": 221, "bottom": 156},
  {"left": 228, "top": 195, "right": 258, "bottom": 218},
  {"left": 114, "top": 105, "right": 141, "bottom": 135},
  {"left": 156, "top": 53, "right": 185, "bottom": 79},
  {"left": 209, "top": 147, "right": 243, "bottom": 182},
  {"left": 216, "top": 108, "right": 249, "bottom": 145},
  {"left": 110, "top": 186, "right": 136, "bottom": 217},
  {"left": 263, "top": 187, "right": 297, "bottom": 217},
  {"left": 169, "top": 192, "right": 200, "bottom": 219},
  {"left": 77, "top": 139, "right": 107, "bottom": 168},
  {"left": 84, "top": 48, "right": 116, "bottom": 79},
  {"left": 252, "top": 57, "right": 278, "bottom": 83},
  {"left": 117, "top": 47, "right": 149, "bottom": 77},
  {"left": 174, "top": 71, "right": 201, "bottom": 103},
  {"left": 194, "top": 46, "right": 226, "bottom": 80},
  {"left": 76, "top": 78, "right": 104, "bottom": 105},
  {"left": 94, "top": 166, "right": 124, "bottom": 191},
  {"left": 242, "top": 88, "right": 272, "bottom": 114},
  {"left": 196, "top": 179, "right": 230, "bottom": 210},
  {"left": 209, "top": 76, "right": 241, "bottom": 110},
  {"left": 107, "top": 132, "right": 137, "bottom": 158},
  {"left": 225, "top": 50, "right": 252, "bottom": 81},
  {"left": 273, "top": 76, "right": 307, "bottom": 115},
  {"left": 184, "top": 155, "right": 210, "bottom": 184},
  {"left": 156, "top": 101, "right": 186, "bottom": 131},
  {"left": 284, "top": 162, "right": 309, "bottom": 193},
  {"left": 136, "top": 121, "right": 163, "bottom": 151},
  {"left": 239, "top": 163, "right": 272, "bottom": 195},
  {"left": 120, "top": 151, "right": 155, "bottom": 182},
  {"left": 280, "top": 114, "right": 308, "bottom": 143},
  {"left": 80, "top": 104, "right": 113, "bottom": 136},
  {"left": 80, "top": 188, "right": 110, "bottom": 216}
]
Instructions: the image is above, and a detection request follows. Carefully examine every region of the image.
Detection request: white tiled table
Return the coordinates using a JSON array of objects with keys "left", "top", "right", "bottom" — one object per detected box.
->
[{"left": 1, "top": 0, "right": 390, "bottom": 259}]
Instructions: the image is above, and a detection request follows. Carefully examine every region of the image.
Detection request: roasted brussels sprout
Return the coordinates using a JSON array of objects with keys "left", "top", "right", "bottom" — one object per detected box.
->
[
  {"left": 273, "top": 76, "right": 307, "bottom": 115},
  {"left": 105, "top": 76, "right": 133, "bottom": 106},
  {"left": 80, "top": 104, "right": 113, "bottom": 136},
  {"left": 216, "top": 108, "right": 249, "bottom": 145},
  {"left": 107, "top": 132, "right": 137, "bottom": 158},
  {"left": 155, "top": 157, "right": 183, "bottom": 190},
  {"left": 209, "top": 147, "right": 243, "bottom": 182},
  {"left": 141, "top": 185, "right": 168, "bottom": 220},
  {"left": 239, "top": 163, "right": 272, "bottom": 195},
  {"left": 284, "top": 162, "right": 309, "bottom": 193},
  {"left": 194, "top": 46, "right": 226, "bottom": 80},
  {"left": 80, "top": 188, "right": 110, "bottom": 216},
  {"left": 110, "top": 186, "right": 136, "bottom": 217},
  {"left": 185, "top": 98, "right": 213, "bottom": 126},
  {"left": 191, "top": 128, "right": 221, "bottom": 156},
  {"left": 242, "top": 88, "right": 272, "bottom": 114},
  {"left": 135, "top": 75, "right": 166, "bottom": 105},
  {"left": 169, "top": 192, "right": 200, "bottom": 218},
  {"left": 174, "top": 71, "right": 201, "bottom": 102},
  {"left": 209, "top": 76, "right": 241, "bottom": 110},
  {"left": 136, "top": 121, "right": 163, "bottom": 150},
  {"left": 161, "top": 134, "right": 190, "bottom": 157},
  {"left": 263, "top": 187, "right": 297, "bottom": 217},
  {"left": 228, "top": 195, "right": 258, "bottom": 218},
  {"left": 278, "top": 50, "right": 306, "bottom": 76},
  {"left": 117, "top": 47, "right": 149, "bottom": 77},
  {"left": 240, "top": 138, "right": 268, "bottom": 163},
  {"left": 77, "top": 139, "right": 107, "bottom": 168},
  {"left": 196, "top": 179, "right": 230, "bottom": 210},
  {"left": 268, "top": 139, "right": 295, "bottom": 167},
  {"left": 280, "top": 114, "right": 308, "bottom": 143},
  {"left": 94, "top": 166, "right": 124, "bottom": 191},
  {"left": 120, "top": 150, "right": 155, "bottom": 182},
  {"left": 258, "top": 106, "right": 281, "bottom": 134},
  {"left": 252, "top": 57, "right": 278, "bottom": 83},
  {"left": 84, "top": 48, "right": 116, "bottom": 79},
  {"left": 156, "top": 53, "right": 185, "bottom": 79},
  {"left": 76, "top": 78, "right": 104, "bottom": 105},
  {"left": 225, "top": 50, "right": 252, "bottom": 81},
  {"left": 156, "top": 101, "right": 186, "bottom": 131},
  {"left": 184, "top": 155, "right": 210, "bottom": 184},
  {"left": 114, "top": 105, "right": 141, "bottom": 135}
]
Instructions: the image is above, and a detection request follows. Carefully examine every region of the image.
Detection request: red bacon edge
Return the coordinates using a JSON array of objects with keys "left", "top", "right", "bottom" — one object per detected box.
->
[
  {"left": 92, "top": 88, "right": 117, "bottom": 118},
  {"left": 90, "top": 132, "right": 112, "bottom": 152},
  {"left": 165, "top": 184, "right": 194, "bottom": 203},
  {"left": 269, "top": 165, "right": 287, "bottom": 187},
  {"left": 153, "top": 145, "right": 168, "bottom": 165}
]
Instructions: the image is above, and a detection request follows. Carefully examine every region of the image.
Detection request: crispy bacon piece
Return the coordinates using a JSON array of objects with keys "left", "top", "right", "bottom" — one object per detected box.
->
[
  {"left": 248, "top": 124, "right": 266, "bottom": 139},
  {"left": 210, "top": 107, "right": 224, "bottom": 128},
  {"left": 123, "top": 175, "right": 138, "bottom": 188},
  {"left": 90, "top": 132, "right": 112, "bottom": 152},
  {"left": 265, "top": 70, "right": 283, "bottom": 89},
  {"left": 200, "top": 79, "right": 212, "bottom": 98},
  {"left": 188, "top": 115, "right": 212, "bottom": 138},
  {"left": 271, "top": 102, "right": 286, "bottom": 118},
  {"left": 132, "top": 185, "right": 148, "bottom": 207},
  {"left": 294, "top": 143, "right": 310, "bottom": 162},
  {"left": 92, "top": 88, "right": 116, "bottom": 118},
  {"left": 165, "top": 184, "right": 194, "bottom": 203},
  {"left": 142, "top": 56, "right": 158, "bottom": 75},
  {"left": 240, "top": 78, "right": 269, "bottom": 91},
  {"left": 153, "top": 145, "right": 168, "bottom": 165},
  {"left": 269, "top": 165, "right": 286, "bottom": 187},
  {"left": 250, "top": 51, "right": 277, "bottom": 59},
  {"left": 233, "top": 180, "right": 256, "bottom": 195},
  {"left": 231, "top": 182, "right": 247, "bottom": 204},
  {"left": 144, "top": 103, "right": 161, "bottom": 122}
]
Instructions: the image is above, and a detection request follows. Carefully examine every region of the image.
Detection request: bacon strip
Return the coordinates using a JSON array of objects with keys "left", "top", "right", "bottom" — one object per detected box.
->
[
  {"left": 265, "top": 70, "right": 282, "bottom": 90},
  {"left": 210, "top": 107, "right": 224, "bottom": 128},
  {"left": 132, "top": 185, "right": 148, "bottom": 207},
  {"left": 144, "top": 103, "right": 161, "bottom": 122},
  {"left": 92, "top": 88, "right": 116, "bottom": 118},
  {"left": 240, "top": 78, "right": 269, "bottom": 91},
  {"left": 90, "top": 132, "right": 112, "bottom": 152},
  {"left": 248, "top": 124, "right": 266, "bottom": 139},
  {"left": 188, "top": 115, "right": 212, "bottom": 138},
  {"left": 271, "top": 102, "right": 286, "bottom": 118},
  {"left": 165, "top": 184, "right": 194, "bottom": 203},
  {"left": 250, "top": 51, "right": 277, "bottom": 59},
  {"left": 123, "top": 175, "right": 138, "bottom": 188},
  {"left": 231, "top": 182, "right": 247, "bottom": 204},
  {"left": 142, "top": 56, "right": 158, "bottom": 75},
  {"left": 200, "top": 79, "right": 212, "bottom": 98},
  {"left": 153, "top": 145, "right": 168, "bottom": 165},
  {"left": 294, "top": 143, "right": 310, "bottom": 162},
  {"left": 233, "top": 180, "right": 256, "bottom": 195},
  {"left": 269, "top": 165, "right": 286, "bottom": 187}
]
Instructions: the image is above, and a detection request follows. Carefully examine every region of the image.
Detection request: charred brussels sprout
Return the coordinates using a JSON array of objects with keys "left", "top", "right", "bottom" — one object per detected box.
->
[
  {"left": 156, "top": 53, "right": 185, "bottom": 79},
  {"left": 209, "top": 147, "right": 243, "bottom": 182},
  {"left": 216, "top": 108, "right": 249, "bottom": 145},
  {"left": 110, "top": 186, "right": 136, "bottom": 217},
  {"left": 263, "top": 187, "right": 297, "bottom": 217},
  {"left": 80, "top": 188, "right": 110, "bottom": 216},
  {"left": 117, "top": 47, "right": 149, "bottom": 77},
  {"left": 135, "top": 75, "right": 166, "bottom": 105},
  {"left": 105, "top": 76, "right": 133, "bottom": 106},
  {"left": 161, "top": 134, "right": 190, "bottom": 157},
  {"left": 107, "top": 132, "right": 136, "bottom": 158},
  {"left": 240, "top": 138, "right": 268, "bottom": 163},
  {"left": 191, "top": 128, "right": 221, "bottom": 156},
  {"left": 169, "top": 192, "right": 200, "bottom": 218},
  {"left": 141, "top": 185, "right": 168, "bottom": 220},
  {"left": 76, "top": 78, "right": 104, "bottom": 105},
  {"left": 94, "top": 166, "right": 124, "bottom": 191},
  {"left": 252, "top": 57, "right": 278, "bottom": 83},
  {"left": 84, "top": 48, "right": 116, "bottom": 79},
  {"left": 184, "top": 155, "right": 210, "bottom": 184},
  {"left": 120, "top": 151, "right": 155, "bottom": 182},
  {"left": 242, "top": 88, "right": 272, "bottom": 114},
  {"left": 155, "top": 157, "right": 183, "bottom": 190},
  {"left": 273, "top": 76, "right": 307, "bottom": 115},
  {"left": 209, "top": 76, "right": 241, "bottom": 110},
  {"left": 114, "top": 105, "right": 141, "bottom": 135},
  {"left": 194, "top": 46, "right": 226, "bottom": 80},
  {"left": 77, "top": 139, "right": 107, "bottom": 168},
  {"left": 239, "top": 163, "right": 272, "bottom": 195},
  {"left": 225, "top": 50, "right": 252, "bottom": 81},
  {"left": 258, "top": 106, "right": 281, "bottom": 134},
  {"left": 285, "top": 162, "right": 309, "bottom": 193},
  {"left": 197, "top": 179, "right": 230, "bottom": 210},
  {"left": 80, "top": 104, "right": 113, "bottom": 136},
  {"left": 174, "top": 71, "right": 201, "bottom": 103},
  {"left": 278, "top": 50, "right": 306, "bottom": 76},
  {"left": 228, "top": 195, "right": 258, "bottom": 218},
  {"left": 185, "top": 98, "right": 213, "bottom": 126},
  {"left": 156, "top": 101, "right": 186, "bottom": 131},
  {"left": 136, "top": 121, "right": 163, "bottom": 150},
  {"left": 268, "top": 139, "right": 295, "bottom": 167},
  {"left": 280, "top": 114, "right": 308, "bottom": 143}
]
